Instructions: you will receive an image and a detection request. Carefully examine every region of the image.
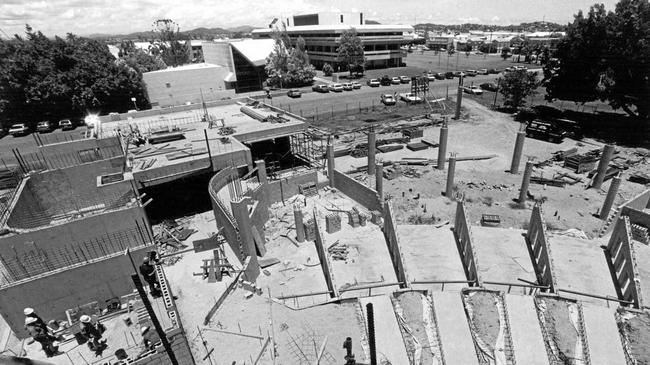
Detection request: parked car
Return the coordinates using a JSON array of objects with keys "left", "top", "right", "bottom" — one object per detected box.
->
[
  {"left": 380, "top": 75, "right": 392, "bottom": 86},
  {"left": 328, "top": 83, "right": 344, "bottom": 92},
  {"left": 444, "top": 72, "right": 455, "bottom": 79},
  {"left": 424, "top": 74, "right": 436, "bottom": 81},
  {"left": 477, "top": 69, "right": 488, "bottom": 75},
  {"left": 462, "top": 85, "right": 483, "bottom": 95},
  {"left": 504, "top": 67, "right": 514, "bottom": 72},
  {"left": 367, "top": 79, "right": 380, "bottom": 87},
  {"left": 399, "top": 93, "right": 423, "bottom": 104},
  {"left": 37, "top": 120, "right": 54, "bottom": 133},
  {"left": 391, "top": 77, "right": 401, "bottom": 85},
  {"left": 399, "top": 76, "right": 411, "bottom": 83},
  {"left": 453, "top": 71, "right": 466, "bottom": 78},
  {"left": 465, "top": 70, "right": 477, "bottom": 77},
  {"left": 479, "top": 82, "right": 499, "bottom": 92},
  {"left": 439, "top": 47, "right": 446, "bottom": 52},
  {"left": 434, "top": 72, "right": 446, "bottom": 80},
  {"left": 487, "top": 68, "right": 499, "bottom": 74},
  {"left": 9, "top": 123, "right": 29, "bottom": 137},
  {"left": 312, "top": 84, "right": 329, "bottom": 93},
  {"left": 525, "top": 120, "right": 567, "bottom": 143},
  {"left": 380, "top": 94, "right": 397, "bottom": 106},
  {"left": 58, "top": 119, "right": 75, "bottom": 130},
  {"left": 342, "top": 83, "right": 354, "bottom": 91},
  {"left": 287, "top": 89, "right": 302, "bottom": 98},
  {"left": 351, "top": 82, "right": 362, "bottom": 89}
]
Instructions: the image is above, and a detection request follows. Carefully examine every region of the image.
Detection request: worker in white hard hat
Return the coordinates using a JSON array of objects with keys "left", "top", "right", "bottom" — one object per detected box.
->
[
  {"left": 25, "top": 316, "right": 59, "bottom": 357},
  {"left": 80, "top": 315, "right": 107, "bottom": 353},
  {"left": 23, "top": 307, "right": 47, "bottom": 333}
]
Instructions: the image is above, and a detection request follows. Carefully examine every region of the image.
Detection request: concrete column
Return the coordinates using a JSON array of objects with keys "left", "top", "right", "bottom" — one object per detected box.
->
[
  {"left": 600, "top": 174, "right": 621, "bottom": 220},
  {"left": 293, "top": 204, "right": 305, "bottom": 242},
  {"left": 592, "top": 144, "right": 615, "bottom": 189},
  {"left": 367, "top": 130, "right": 376, "bottom": 175},
  {"left": 375, "top": 162, "right": 383, "bottom": 202},
  {"left": 230, "top": 198, "right": 258, "bottom": 270},
  {"left": 518, "top": 160, "right": 534, "bottom": 204},
  {"left": 454, "top": 86, "right": 463, "bottom": 119},
  {"left": 255, "top": 160, "right": 267, "bottom": 184},
  {"left": 437, "top": 121, "right": 448, "bottom": 170},
  {"left": 445, "top": 153, "right": 457, "bottom": 199},
  {"left": 327, "top": 143, "right": 335, "bottom": 187},
  {"left": 510, "top": 125, "right": 526, "bottom": 174}
]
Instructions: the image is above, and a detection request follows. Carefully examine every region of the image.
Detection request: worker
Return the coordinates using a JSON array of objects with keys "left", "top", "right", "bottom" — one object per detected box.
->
[
  {"left": 80, "top": 315, "right": 107, "bottom": 353},
  {"left": 23, "top": 308, "right": 48, "bottom": 333},
  {"left": 343, "top": 337, "right": 355, "bottom": 364},
  {"left": 139, "top": 256, "right": 161, "bottom": 297},
  {"left": 140, "top": 326, "right": 160, "bottom": 351},
  {"left": 25, "top": 317, "right": 59, "bottom": 357}
]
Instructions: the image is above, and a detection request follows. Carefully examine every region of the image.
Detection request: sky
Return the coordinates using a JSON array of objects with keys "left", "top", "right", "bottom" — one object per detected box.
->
[{"left": 0, "top": 0, "right": 621, "bottom": 38}]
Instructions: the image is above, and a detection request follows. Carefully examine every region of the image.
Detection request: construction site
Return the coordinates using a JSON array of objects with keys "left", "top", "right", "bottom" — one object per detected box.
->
[{"left": 1, "top": 87, "right": 650, "bottom": 365}]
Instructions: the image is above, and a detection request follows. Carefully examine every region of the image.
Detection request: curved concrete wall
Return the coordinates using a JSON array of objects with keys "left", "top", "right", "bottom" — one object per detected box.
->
[{"left": 208, "top": 167, "right": 243, "bottom": 259}]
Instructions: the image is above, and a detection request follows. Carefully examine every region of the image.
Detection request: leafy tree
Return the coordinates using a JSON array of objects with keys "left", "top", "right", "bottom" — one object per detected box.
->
[
  {"left": 151, "top": 19, "right": 190, "bottom": 67},
  {"left": 544, "top": 0, "right": 649, "bottom": 118},
  {"left": 501, "top": 46, "right": 511, "bottom": 60},
  {"left": 337, "top": 28, "right": 366, "bottom": 77},
  {"left": 0, "top": 26, "right": 149, "bottom": 129},
  {"left": 498, "top": 69, "right": 539, "bottom": 109},
  {"left": 118, "top": 40, "right": 166, "bottom": 74},
  {"left": 322, "top": 63, "right": 334, "bottom": 76},
  {"left": 264, "top": 31, "right": 315, "bottom": 87},
  {"left": 479, "top": 43, "right": 497, "bottom": 54}
]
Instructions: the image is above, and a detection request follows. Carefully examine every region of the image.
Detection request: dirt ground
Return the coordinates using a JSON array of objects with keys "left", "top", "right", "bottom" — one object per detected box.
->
[
  {"left": 538, "top": 298, "right": 579, "bottom": 363},
  {"left": 465, "top": 291, "right": 501, "bottom": 352},
  {"left": 620, "top": 310, "right": 650, "bottom": 364},
  {"left": 395, "top": 291, "right": 436, "bottom": 365}
]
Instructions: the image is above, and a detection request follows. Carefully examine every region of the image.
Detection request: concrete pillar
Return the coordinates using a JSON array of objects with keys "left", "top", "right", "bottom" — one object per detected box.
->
[
  {"left": 445, "top": 153, "right": 457, "bottom": 199},
  {"left": 293, "top": 204, "right": 305, "bottom": 242},
  {"left": 255, "top": 160, "right": 267, "bottom": 184},
  {"left": 367, "top": 130, "right": 376, "bottom": 175},
  {"left": 230, "top": 198, "right": 258, "bottom": 270},
  {"left": 600, "top": 174, "right": 621, "bottom": 220},
  {"left": 592, "top": 144, "right": 615, "bottom": 189},
  {"left": 375, "top": 162, "right": 383, "bottom": 202},
  {"left": 510, "top": 126, "right": 526, "bottom": 174},
  {"left": 454, "top": 86, "right": 463, "bottom": 119},
  {"left": 437, "top": 121, "right": 448, "bottom": 170},
  {"left": 327, "top": 143, "right": 335, "bottom": 187},
  {"left": 518, "top": 160, "right": 534, "bottom": 204}
]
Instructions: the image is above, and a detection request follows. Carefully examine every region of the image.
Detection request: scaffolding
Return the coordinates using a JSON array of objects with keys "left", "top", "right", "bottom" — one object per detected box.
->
[{"left": 289, "top": 132, "right": 326, "bottom": 170}]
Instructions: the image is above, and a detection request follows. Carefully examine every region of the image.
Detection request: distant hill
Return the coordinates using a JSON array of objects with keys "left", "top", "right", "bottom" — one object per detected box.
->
[
  {"left": 365, "top": 20, "right": 381, "bottom": 25},
  {"left": 414, "top": 21, "right": 567, "bottom": 33},
  {"left": 87, "top": 25, "right": 259, "bottom": 41}
]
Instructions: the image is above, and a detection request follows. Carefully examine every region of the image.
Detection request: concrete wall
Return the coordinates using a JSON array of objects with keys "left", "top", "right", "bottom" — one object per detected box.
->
[
  {"left": 524, "top": 204, "right": 558, "bottom": 292},
  {"left": 208, "top": 168, "right": 243, "bottom": 259},
  {"left": 143, "top": 64, "right": 234, "bottom": 108},
  {"left": 382, "top": 202, "right": 409, "bottom": 288},
  {"left": 131, "top": 327, "right": 195, "bottom": 365},
  {"left": 332, "top": 169, "right": 381, "bottom": 212},
  {"left": 267, "top": 170, "right": 318, "bottom": 204},
  {"left": 621, "top": 189, "right": 650, "bottom": 211},
  {"left": 452, "top": 201, "right": 482, "bottom": 286},
  {"left": 606, "top": 216, "right": 644, "bottom": 308},
  {"left": 313, "top": 212, "right": 339, "bottom": 297},
  {"left": 0, "top": 246, "right": 151, "bottom": 337},
  {"left": 97, "top": 99, "right": 238, "bottom": 124}
]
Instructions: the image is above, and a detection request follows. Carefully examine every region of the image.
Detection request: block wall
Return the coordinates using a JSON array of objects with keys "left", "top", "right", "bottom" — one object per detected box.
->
[
  {"left": 606, "top": 216, "right": 644, "bottom": 308},
  {"left": 524, "top": 204, "right": 558, "bottom": 292},
  {"left": 131, "top": 327, "right": 195, "bottom": 365},
  {"left": 267, "top": 170, "right": 318, "bottom": 204},
  {"left": 332, "top": 169, "right": 381, "bottom": 211},
  {"left": 382, "top": 202, "right": 409, "bottom": 288},
  {"left": 452, "top": 201, "right": 482, "bottom": 286}
]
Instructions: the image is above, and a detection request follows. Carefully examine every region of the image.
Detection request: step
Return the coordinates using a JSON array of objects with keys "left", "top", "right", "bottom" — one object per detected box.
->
[
  {"left": 505, "top": 295, "right": 549, "bottom": 365},
  {"left": 431, "top": 291, "right": 479, "bottom": 365},
  {"left": 582, "top": 305, "right": 626, "bottom": 365}
]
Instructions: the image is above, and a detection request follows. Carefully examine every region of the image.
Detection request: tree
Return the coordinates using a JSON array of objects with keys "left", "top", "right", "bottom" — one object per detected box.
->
[
  {"left": 498, "top": 69, "right": 539, "bottom": 110},
  {"left": 0, "top": 26, "right": 150, "bottom": 129},
  {"left": 322, "top": 63, "right": 334, "bottom": 76},
  {"left": 264, "top": 30, "right": 315, "bottom": 87},
  {"left": 544, "top": 0, "right": 649, "bottom": 118},
  {"left": 501, "top": 46, "right": 511, "bottom": 60},
  {"left": 151, "top": 19, "right": 190, "bottom": 67},
  {"left": 337, "top": 28, "right": 365, "bottom": 77},
  {"left": 479, "top": 42, "right": 497, "bottom": 54},
  {"left": 118, "top": 40, "right": 166, "bottom": 74}
]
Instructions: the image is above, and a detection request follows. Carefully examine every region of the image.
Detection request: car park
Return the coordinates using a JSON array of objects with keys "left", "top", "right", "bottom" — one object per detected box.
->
[
  {"left": 391, "top": 77, "right": 401, "bottom": 85},
  {"left": 525, "top": 120, "right": 567, "bottom": 143},
  {"left": 328, "top": 83, "right": 344, "bottom": 92},
  {"left": 434, "top": 73, "right": 446, "bottom": 80},
  {"left": 399, "top": 76, "right": 410, "bottom": 83},
  {"left": 367, "top": 79, "right": 380, "bottom": 87},
  {"left": 37, "top": 121, "right": 54, "bottom": 133},
  {"left": 424, "top": 73, "right": 436, "bottom": 81},
  {"left": 351, "top": 82, "right": 362, "bottom": 89},
  {"left": 380, "top": 94, "right": 397, "bottom": 106},
  {"left": 465, "top": 70, "right": 477, "bottom": 77},
  {"left": 488, "top": 68, "right": 499, "bottom": 74},
  {"left": 477, "top": 69, "right": 488, "bottom": 75},
  {"left": 380, "top": 75, "right": 392, "bottom": 86},
  {"left": 462, "top": 85, "right": 483, "bottom": 95},
  {"left": 342, "top": 83, "right": 354, "bottom": 91},
  {"left": 9, "top": 123, "right": 29, "bottom": 137},
  {"left": 504, "top": 67, "right": 514, "bottom": 72},
  {"left": 453, "top": 71, "right": 466, "bottom": 78},
  {"left": 445, "top": 71, "right": 455, "bottom": 79},
  {"left": 479, "top": 82, "right": 499, "bottom": 92},
  {"left": 58, "top": 119, "right": 75, "bottom": 130},
  {"left": 399, "top": 93, "right": 423, "bottom": 104},
  {"left": 287, "top": 89, "right": 302, "bottom": 98},
  {"left": 312, "top": 84, "right": 329, "bottom": 93}
]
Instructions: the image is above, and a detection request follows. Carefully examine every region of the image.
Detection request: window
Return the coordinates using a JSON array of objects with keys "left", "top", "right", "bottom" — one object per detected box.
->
[{"left": 340, "top": 15, "right": 343, "bottom": 23}]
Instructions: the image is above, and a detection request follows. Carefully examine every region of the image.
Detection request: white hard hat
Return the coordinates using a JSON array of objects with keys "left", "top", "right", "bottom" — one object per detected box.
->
[
  {"left": 25, "top": 317, "right": 37, "bottom": 325},
  {"left": 23, "top": 308, "right": 34, "bottom": 316},
  {"left": 80, "top": 315, "right": 91, "bottom": 323},
  {"left": 141, "top": 326, "right": 149, "bottom": 334},
  {"left": 143, "top": 256, "right": 150, "bottom": 263}
]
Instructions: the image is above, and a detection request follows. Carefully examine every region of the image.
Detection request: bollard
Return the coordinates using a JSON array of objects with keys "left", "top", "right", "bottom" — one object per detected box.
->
[{"left": 437, "top": 120, "right": 448, "bottom": 170}]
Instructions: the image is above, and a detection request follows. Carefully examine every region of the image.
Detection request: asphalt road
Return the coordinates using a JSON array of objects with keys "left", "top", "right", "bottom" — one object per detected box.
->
[{"left": 267, "top": 73, "right": 502, "bottom": 117}]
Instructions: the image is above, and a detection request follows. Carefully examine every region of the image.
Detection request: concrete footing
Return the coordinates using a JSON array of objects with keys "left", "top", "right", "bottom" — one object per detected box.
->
[
  {"left": 437, "top": 121, "right": 448, "bottom": 170},
  {"left": 592, "top": 144, "right": 615, "bottom": 189},
  {"left": 600, "top": 174, "right": 621, "bottom": 220},
  {"left": 510, "top": 127, "right": 526, "bottom": 174}
]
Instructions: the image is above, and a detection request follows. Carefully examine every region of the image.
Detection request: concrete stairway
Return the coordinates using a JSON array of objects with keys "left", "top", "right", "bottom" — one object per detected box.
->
[
  {"left": 431, "top": 291, "right": 480, "bottom": 365},
  {"left": 359, "top": 295, "right": 410, "bottom": 365},
  {"left": 505, "top": 295, "right": 549, "bottom": 365},
  {"left": 582, "top": 304, "right": 627, "bottom": 365}
]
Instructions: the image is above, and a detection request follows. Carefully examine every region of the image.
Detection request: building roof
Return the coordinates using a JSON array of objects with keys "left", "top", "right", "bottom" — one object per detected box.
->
[
  {"left": 143, "top": 62, "right": 224, "bottom": 75},
  {"left": 229, "top": 38, "right": 275, "bottom": 67},
  {"left": 252, "top": 24, "right": 414, "bottom": 34}
]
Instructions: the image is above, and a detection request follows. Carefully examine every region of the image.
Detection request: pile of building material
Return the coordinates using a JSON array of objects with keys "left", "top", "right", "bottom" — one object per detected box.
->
[
  {"left": 298, "top": 182, "right": 318, "bottom": 197},
  {"left": 347, "top": 208, "right": 367, "bottom": 227},
  {"left": 629, "top": 172, "right": 650, "bottom": 185},
  {"left": 325, "top": 213, "right": 341, "bottom": 233},
  {"left": 328, "top": 240, "right": 349, "bottom": 261},
  {"left": 377, "top": 144, "right": 404, "bottom": 153},
  {"left": 154, "top": 219, "right": 196, "bottom": 253},
  {"left": 406, "top": 141, "right": 429, "bottom": 151},
  {"left": 564, "top": 149, "right": 600, "bottom": 173},
  {"left": 304, "top": 218, "right": 316, "bottom": 241}
]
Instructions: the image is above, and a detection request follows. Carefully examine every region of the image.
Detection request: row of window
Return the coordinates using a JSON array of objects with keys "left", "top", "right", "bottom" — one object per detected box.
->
[{"left": 304, "top": 44, "right": 401, "bottom": 52}]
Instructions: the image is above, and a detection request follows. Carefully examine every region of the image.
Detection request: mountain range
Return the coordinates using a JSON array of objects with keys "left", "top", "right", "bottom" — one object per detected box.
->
[{"left": 87, "top": 25, "right": 258, "bottom": 40}]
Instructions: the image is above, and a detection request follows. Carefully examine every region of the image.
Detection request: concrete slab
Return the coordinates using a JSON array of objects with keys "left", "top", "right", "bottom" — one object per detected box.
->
[
  {"left": 397, "top": 225, "right": 467, "bottom": 288},
  {"left": 633, "top": 243, "right": 650, "bottom": 304},
  {"left": 505, "top": 294, "right": 549, "bottom": 365},
  {"left": 359, "top": 295, "right": 410, "bottom": 365},
  {"left": 472, "top": 227, "right": 537, "bottom": 286},
  {"left": 431, "top": 291, "right": 479, "bottom": 365},
  {"left": 547, "top": 233, "right": 618, "bottom": 299},
  {"left": 582, "top": 304, "right": 627, "bottom": 365}
]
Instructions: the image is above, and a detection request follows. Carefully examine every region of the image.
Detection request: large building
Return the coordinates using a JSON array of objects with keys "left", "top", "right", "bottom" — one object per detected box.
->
[{"left": 252, "top": 11, "right": 413, "bottom": 70}]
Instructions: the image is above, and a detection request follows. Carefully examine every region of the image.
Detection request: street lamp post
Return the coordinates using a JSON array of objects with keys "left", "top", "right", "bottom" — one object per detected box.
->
[{"left": 130, "top": 97, "right": 137, "bottom": 110}]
